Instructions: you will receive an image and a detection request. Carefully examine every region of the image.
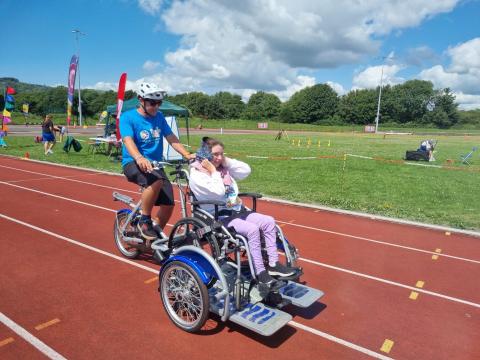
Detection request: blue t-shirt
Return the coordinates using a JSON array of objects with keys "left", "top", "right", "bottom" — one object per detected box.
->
[{"left": 119, "top": 108, "right": 173, "bottom": 167}]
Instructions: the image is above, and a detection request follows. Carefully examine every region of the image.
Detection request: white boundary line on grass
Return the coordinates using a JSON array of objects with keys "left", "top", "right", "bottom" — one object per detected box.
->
[
  {"left": 0, "top": 212, "right": 392, "bottom": 360},
  {"left": 1, "top": 154, "right": 479, "bottom": 238},
  {"left": 0, "top": 312, "right": 67, "bottom": 360}
]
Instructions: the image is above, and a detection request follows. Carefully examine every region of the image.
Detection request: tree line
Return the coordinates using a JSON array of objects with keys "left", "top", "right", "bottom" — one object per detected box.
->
[{"left": 1, "top": 77, "right": 478, "bottom": 128}]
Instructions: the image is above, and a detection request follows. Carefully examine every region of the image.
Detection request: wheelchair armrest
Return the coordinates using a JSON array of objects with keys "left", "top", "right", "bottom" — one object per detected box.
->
[
  {"left": 238, "top": 192, "right": 263, "bottom": 199},
  {"left": 238, "top": 192, "right": 262, "bottom": 212},
  {"left": 191, "top": 200, "right": 226, "bottom": 206}
]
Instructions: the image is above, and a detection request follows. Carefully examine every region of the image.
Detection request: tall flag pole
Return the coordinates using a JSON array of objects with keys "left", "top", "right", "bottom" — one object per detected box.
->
[
  {"left": 67, "top": 55, "right": 79, "bottom": 128},
  {"left": 115, "top": 73, "right": 127, "bottom": 141}
]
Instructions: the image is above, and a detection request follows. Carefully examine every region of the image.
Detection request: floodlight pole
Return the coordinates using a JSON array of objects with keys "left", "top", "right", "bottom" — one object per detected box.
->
[
  {"left": 72, "top": 29, "right": 86, "bottom": 126},
  {"left": 374, "top": 62, "right": 385, "bottom": 133}
]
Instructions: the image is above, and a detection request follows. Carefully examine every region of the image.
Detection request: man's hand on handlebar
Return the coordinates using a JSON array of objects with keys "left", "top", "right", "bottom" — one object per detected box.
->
[{"left": 136, "top": 156, "right": 153, "bottom": 173}]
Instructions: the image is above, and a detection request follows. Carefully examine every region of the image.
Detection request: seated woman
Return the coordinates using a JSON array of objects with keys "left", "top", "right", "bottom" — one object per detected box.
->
[{"left": 189, "top": 137, "right": 296, "bottom": 286}]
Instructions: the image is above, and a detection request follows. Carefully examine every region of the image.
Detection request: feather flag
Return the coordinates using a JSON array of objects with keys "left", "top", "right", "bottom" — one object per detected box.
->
[
  {"left": 115, "top": 72, "right": 127, "bottom": 141},
  {"left": 67, "top": 55, "right": 79, "bottom": 126},
  {"left": 6, "top": 86, "right": 16, "bottom": 95}
]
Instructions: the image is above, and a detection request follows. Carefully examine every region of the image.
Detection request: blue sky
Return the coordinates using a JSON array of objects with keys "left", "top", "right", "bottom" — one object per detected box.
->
[{"left": 1, "top": 0, "right": 479, "bottom": 109}]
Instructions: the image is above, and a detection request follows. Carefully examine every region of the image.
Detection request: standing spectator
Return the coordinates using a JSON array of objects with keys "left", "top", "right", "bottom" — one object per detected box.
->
[{"left": 42, "top": 114, "right": 56, "bottom": 155}]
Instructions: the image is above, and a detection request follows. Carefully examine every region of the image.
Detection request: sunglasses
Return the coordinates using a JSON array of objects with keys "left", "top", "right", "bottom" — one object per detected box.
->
[{"left": 145, "top": 99, "right": 162, "bottom": 106}]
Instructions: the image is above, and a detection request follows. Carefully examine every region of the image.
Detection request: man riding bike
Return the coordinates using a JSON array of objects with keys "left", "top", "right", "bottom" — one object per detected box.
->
[{"left": 120, "top": 82, "right": 195, "bottom": 241}]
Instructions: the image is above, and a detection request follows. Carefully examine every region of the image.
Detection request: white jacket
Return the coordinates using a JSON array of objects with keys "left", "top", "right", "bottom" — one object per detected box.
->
[{"left": 189, "top": 158, "right": 251, "bottom": 214}]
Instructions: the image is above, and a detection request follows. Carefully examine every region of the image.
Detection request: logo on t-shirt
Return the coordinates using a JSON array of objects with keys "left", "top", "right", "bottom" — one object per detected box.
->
[{"left": 140, "top": 130, "right": 150, "bottom": 141}]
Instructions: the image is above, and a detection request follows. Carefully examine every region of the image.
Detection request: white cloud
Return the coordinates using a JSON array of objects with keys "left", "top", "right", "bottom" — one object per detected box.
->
[
  {"left": 326, "top": 81, "right": 346, "bottom": 95},
  {"left": 352, "top": 64, "right": 405, "bottom": 89},
  {"left": 87, "top": 80, "right": 137, "bottom": 92},
  {"left": 454, "top": 92, "right": 480, "bottom": 111},
  {"left": 138, "top": 0, "right": 163, "bottom": 15},
  {"left": 143, "top": 60, "right": 160, "bottom": 72},
  {"left": 130, "top": 0, "right": 460, "bottom": 99},
  {"left": 419, "top": 37, "right": 480, "bottom": 109}
]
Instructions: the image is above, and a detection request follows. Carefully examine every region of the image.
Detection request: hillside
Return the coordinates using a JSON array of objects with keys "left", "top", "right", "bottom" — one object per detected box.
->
[{"left": 0, "top": 77, "right": 50, "bottom": 93}]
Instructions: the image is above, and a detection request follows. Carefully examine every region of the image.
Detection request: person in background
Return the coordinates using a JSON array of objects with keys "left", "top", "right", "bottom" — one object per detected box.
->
[
  {"left": 54, "top": 125, "right": 67, "bottom": 142},
  {"left": 189, "top": 137, "right": 296, "bottom": 286},
  {"left": 419, "top": 139, "right": 436, "bottom": 161},
  {"left": 42, "top": 114, "right": 56, "bottom": 155}
]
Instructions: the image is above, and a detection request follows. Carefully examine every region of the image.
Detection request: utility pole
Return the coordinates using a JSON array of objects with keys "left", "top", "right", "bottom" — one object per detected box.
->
[
  {"left": 374, "top": 54, "right": 395, "bottom": 133},
  {"left": 72, "top": 29, "right": 86, "bottom": 126},
  {"left": 374, "top": 63, "right": 384, "bottom": 133}
]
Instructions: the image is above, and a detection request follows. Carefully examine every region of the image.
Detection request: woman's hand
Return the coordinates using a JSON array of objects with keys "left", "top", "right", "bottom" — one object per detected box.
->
[{"left": 201, "top": 159, "right": 216, "bottom": 174}]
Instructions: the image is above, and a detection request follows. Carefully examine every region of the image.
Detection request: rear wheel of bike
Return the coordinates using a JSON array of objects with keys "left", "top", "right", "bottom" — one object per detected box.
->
[
  {"left": 160, "top": 261, "right": 209, "bottom": 333},
  {"left": 169, "top": 217, "right": 220, "bottom": 260},
  {"left": 114, "top": 212, "right": 140, "bottom": 259}
]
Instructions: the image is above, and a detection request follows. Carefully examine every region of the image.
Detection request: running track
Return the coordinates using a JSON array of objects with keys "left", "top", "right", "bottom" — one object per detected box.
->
[{"left": 0, "top": 156, "right": 478, "bottom": 360}]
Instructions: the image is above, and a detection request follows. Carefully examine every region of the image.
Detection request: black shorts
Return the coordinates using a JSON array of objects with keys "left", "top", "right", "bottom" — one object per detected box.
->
[{"left": 123, "top": 161, "right": 174, "bottom": 206}]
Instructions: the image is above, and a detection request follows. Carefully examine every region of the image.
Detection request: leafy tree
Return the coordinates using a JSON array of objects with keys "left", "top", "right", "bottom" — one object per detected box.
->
[
  {"left": 243, "top": 91, "right": 281, "bottom": 120},
  {"left": 285, "top": 84, "right": 339, "bottom": 124},
  {"left": 336, "top": 89, "right": 377, "bottom": 124},
  {"left": 389, "top": 80, "right": 435, "bottom": 123},
  {"left": 212, "top": 92, "right": 245, "bottom": 118}
]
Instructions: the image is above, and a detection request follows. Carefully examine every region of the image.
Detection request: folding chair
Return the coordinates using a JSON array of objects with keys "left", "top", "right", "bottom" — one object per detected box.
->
[{"left": 460, "top": 146, "right": 478, "bottom": 165}]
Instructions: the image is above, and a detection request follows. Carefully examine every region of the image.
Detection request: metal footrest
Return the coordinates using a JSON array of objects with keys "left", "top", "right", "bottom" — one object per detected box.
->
[
  {"left": 209, "top": 292, "right": 292, "bottom": 336},
  {"left": 278, "top": 281, "right": 324, "bottom": 308}
]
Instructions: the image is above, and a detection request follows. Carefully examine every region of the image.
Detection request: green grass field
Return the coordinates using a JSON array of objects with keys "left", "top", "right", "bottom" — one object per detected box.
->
[{"left": 1, "top": 132, "right": 479, "bottom": 230}]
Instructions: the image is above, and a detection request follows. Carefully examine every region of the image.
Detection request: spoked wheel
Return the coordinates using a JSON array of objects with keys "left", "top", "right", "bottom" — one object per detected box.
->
[
  {"left": 160, "top": 261, "right": 209, "bottom": 332},
  {"left": 169, "top": 217, "right": 220, "bottom": 259},
  {"left": 114, "top": 212, "right": 140, "bottom": 259}
]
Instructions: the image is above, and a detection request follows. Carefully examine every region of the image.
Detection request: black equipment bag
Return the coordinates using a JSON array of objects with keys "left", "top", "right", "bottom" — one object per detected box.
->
[{"left": 405, "top": 150, "right": 428, "bottom": 161}]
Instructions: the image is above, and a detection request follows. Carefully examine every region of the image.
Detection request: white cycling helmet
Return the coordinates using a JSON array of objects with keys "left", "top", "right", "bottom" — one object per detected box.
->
[{"left": 137, "top": 82, "right": 166, "bottom": 100}]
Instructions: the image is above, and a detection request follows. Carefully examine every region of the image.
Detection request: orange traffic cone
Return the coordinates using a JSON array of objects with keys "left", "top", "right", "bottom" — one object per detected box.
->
[{"left": 24, "top": 152, "right": 30, "bottom": 159}]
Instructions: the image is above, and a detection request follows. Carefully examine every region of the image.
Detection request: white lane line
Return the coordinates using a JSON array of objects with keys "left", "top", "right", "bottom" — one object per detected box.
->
[
  {"left": 0, "top": 164, "right": 139, "bottom": 195},
  {"left": 299, "top": 257, "right": 480, "bottom": 309},
  {"left": 0, "top": 180, "right": 115, "bottom": 213},
  {"left": 346, "top": 154, "right": 374, "bottom": 160},
  {"left": 0, "top": 312, "right": 67, "bottom": 360},
  {"left": 0, "top": 213, "right": 390, "bottom": 359},
  {"left": 405, "top": 162, "right": 443, "bottom": 169},
  {"left": 1, "top": 181, "right": 479, "bottom": 308},
  {"left": 276, "top": 220, "right": 480, "bottom": 265},
  {"left": 0, "top": 213, "right": 158, "bottom": 274},
  {"left": 2, "top": 166, "right": 477, "bottom": 265},
  {"left": 289, "top": 321, "right": 393, "bottom": 360}
]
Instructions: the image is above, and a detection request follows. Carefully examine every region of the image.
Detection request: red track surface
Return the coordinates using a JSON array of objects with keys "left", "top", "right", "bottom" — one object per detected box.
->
[{"left": 0, "top": 156, "right": 479, "bottom": 359}]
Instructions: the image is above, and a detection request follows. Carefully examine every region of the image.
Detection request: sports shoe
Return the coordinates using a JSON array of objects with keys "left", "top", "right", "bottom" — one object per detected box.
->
[
  {"left": 47, "top": 149, "right": 54, "bottom": 154},
  {"left": 137, "top": 220, "right": 157, "bottom": 241},
  {"left": 268, "top": 262, "right": 296, "bottom": 278},
  {"left": 257, "top": 270, "right": 276, "bottom": 285}
]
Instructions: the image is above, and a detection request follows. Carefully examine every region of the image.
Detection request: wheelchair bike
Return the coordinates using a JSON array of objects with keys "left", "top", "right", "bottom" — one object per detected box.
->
[{"left": 113, "top": 160, "right": 324, "bottom": 336}]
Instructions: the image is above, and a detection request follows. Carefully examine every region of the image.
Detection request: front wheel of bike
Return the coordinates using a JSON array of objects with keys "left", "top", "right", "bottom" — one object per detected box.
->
[{"left": 114, "top": 212, "right": 140, "bottom": 259}]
